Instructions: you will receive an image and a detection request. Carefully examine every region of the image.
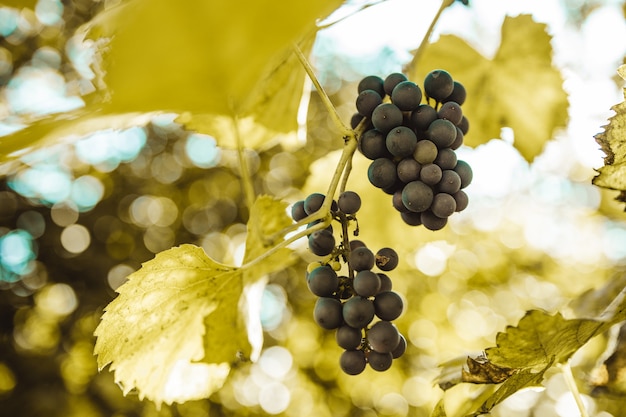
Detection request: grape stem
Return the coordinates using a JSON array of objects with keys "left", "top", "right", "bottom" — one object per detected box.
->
[
  {"left": 559, "top": 362, "right": 589, "bottom": 417},
  {"left": 231, "top": 114, "right": 257, "bottom": 215},
  {"left": 317, "top": 0, "right": 387, "bottom": 30},
  {"left": 404, "top": 0, "right": 454, "bottom": 74}
]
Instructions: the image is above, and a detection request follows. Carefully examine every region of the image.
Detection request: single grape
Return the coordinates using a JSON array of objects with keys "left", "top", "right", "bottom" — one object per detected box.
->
[
  {"left": 349, "top": 246, "right": 375, "bottom": 271},
  {"left": 291, "top": 200, "right": 307, "bottom": 221},
  {"left": 351, "top": 113, "right": 365, "bottom": 129},
  {"left": 340, "top": 349, "right": 367, "bottom": 375},
  {"left": 368, "top": 350, "right": 393, "bottom": 372},
  {"left": 409, "top": 104, "right": 438, "bottom": 131},
  {"left": 350, "top": 240, "right": 366, "bottom": 251},
  {"left": 356, "top": 89, "right": 383, "bottom": 118},
  {"left": 392, "top": 189, "right": 410, "bottom": 213},
  {"left": 391, "top": 80, "right": 422, "bottom": 111},
  {"left": 397, "top": 158, "right": 422, "bottom": 183},
  {"left": 314, "top": 297, "right": 343, "bottom": 329},
  {"left": 307, "top": 265, "right": 339, "bottom": 297},
  {"left": 367, "top": 320, "right": 400, "bottom": 353},
  {"left": 358, "top": 75, "right": 385, "bottom": 98},
  {"left": 338, "top": 191, "right": 362, "bottom": 215},
  {"left": 413, "top": 140, "right": 438, "bottom": 164},
  {"left": 367, "top": 158, "right": 398, "bottom": 189},
  {"left": 391, "top": 334, "right": 407, "bottom": 359},
  {"left": 386, "top": 126, "right": 418, "bottom": 158},
  {"left": 421, "top": 210, "right": 448, "bottom": 231},
  {"left": 371, "top": 103, "right": 403, "bottom": 134},
  {"left": 450, "top": 126, "right": 464, "bottom": 150},
  {"left": 359, "top": 129, "right": 388, "bottom": 160},
  {"left": 437, "top": 170, "right": 462, "bottom": 194},
  {"left": 454, "top": 160, "right": 473, "bottom": 189},
  {"left": 458, "top": 115, "right": 469, "bottom": 135},
  {"left": 437, "top": 101, "right": 463, "bottom": 125},
  {"left": 444, "top": 81, "right": 466, "bottom": 105},
  {"left": 336, "top": 325, "right": 363, "bottom": 350},
  {"left": 419, "top": 163, "right": 443, "bottom": 186},
  {"left": 431, "top": 193, "right": 457, "bottom": 218},
  {"left": 402, "top": 181, "right": 434, "bottom": 213},
  {"left": 343, "top": 296, "right": 375, "bottom": 329},
  {"left": 377, "top": 273, "right": 393, "bottom": 292},
  {"left": 304, "top": 193, "right": 325, "bottom": 215},
  {"left": 434, "top": 148, "right": 457, "bottom": 170},
  {"left": 374, "top": 291, "right": 404, "bottom": 321},
  {"left": 427, "top": 119, "right": 457, "bottom": 148},
  {"left": 401, "top": 211, "right": 422, "bottom": 226},
  {"left": 424, "top": 69, "right": 454, "bottom": 102},
  {"left": 383, "top": 72, "right": 408, "bottom": 96},
  {"left": 353, "top": 270, "right": 382, "bottom": 297},
  {"left": 308, "top": 229, "right": 335, "bottom": 256},
  {"left": 453, "top": 190, "right": 469, "bottom": 212},
  {"left": 375, "top": 247, "right": 399, "bottom": 271}
]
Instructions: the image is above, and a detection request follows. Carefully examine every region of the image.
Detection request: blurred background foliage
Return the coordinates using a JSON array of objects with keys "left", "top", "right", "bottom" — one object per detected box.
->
[{"left": 2, "top": 0, "right": 626, "bottom": 417}]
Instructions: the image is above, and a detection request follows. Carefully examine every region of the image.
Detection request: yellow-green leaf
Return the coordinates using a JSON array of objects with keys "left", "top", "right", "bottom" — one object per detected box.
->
[{"left": 408, "top": 15, "right": 568, "bottom": 162}]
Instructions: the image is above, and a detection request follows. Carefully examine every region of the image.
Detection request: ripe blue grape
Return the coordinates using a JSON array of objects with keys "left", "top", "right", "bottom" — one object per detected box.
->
[
  {"left": 431, "top": 193, "right": 456, "bottom": 218},
  {"left": 458, "top": 115, "right": 469, "bottom": 135},
  {"left": 402, "top": 181, "right": 433, "bottom": 212},
  {"left": 340, "top": 349, "right": 366, "bottom": 375},
  {"left": 383, "top": 72, "right": 408, "bottom": 96},
  {"left": 375, "top": 247, "right": 399, "bottom": 271},
  {"left": 371, "top": 103, "right": 403, "bottom": 134},
  {"left": 413, "top": 140, "right": 438, "bottom": 164},
  {"left": 453, "top": 190, "right": 469, "bottom": 212},
  {"left": 367, "top": 320, "right": 400, "bottom": 353},
  {"left": 424, "top": 69, "right": 454, "bottom": 102},
  {"left": 434, "top": 148, "right": 458, "bottom": 170},
  {"left": 308, "top": 229, "right": 335, "bottom": 256},
  {"left": 421, "top": 210, "right": 447, "bottom": 231},
  {"left": 314, "top": 297, "right": 343, "bottom": 329},
  {"left": 368, "top": 350, "right": 393, "bottom": 372},
  {"left": 377, "top": 273, "right": 393, "bottom": 292},
  {"left": 374, "top": 291, "right": 403, "bottom": 321},
  {"left": 338, "top": 191, "right": 362, "bottom": 215},
  {"left": 358, "top": 75, "right": 385, "bottom": 98},
  {"left": 386, "top": 126, "right": 418, "bottom": 158},
  {"left": 392, "top": 190, "right": 409, "bottom": 213},
  {"left": 444, "top": 81, "right": 466, "bottom": 105},
  {"left": 410, "top": 104, "right": 438, "bottom": 131},
  {"left": 419, "top": 163, "right": 443, "bottom": 186},
  {"left": 291, "top": 200, "right": 307, "bottom": 221},
  {"left": 454, "top": 160, "right": 473, "bottom": 189},
  {"left": 336, "top": 325, "right": 363, "bottom": 350},
  {"left": 437, "top": 170, "right": 462, "bottom": 194},
  {"left": 353, "top": 270, "right": 381, "bottom": 297},
  {"left": 359, "top": 129, "right": 388, "bottom": 160},
  {"left": 397, "top": 158, "right": 421, "bottom": 183},
  {"left": 427, "top": 119, "right": 457, "bottom": 148},
  {"left": 304, "top": 193, "right": 325, "bottom": 214},
  {"left": 391, "top": 334, "right": 407, "bottom": 359},
  {"left": 307, "top": 265, "right": 339, "bottom": 297},
  {"left": 451, "top": 127, "right": 464, "bottom": 150},
  {"left": 356, "top": 90, "right": 383, "bottom": 118},
  {"left": 437, "top": 101, "right": 463, "bottom": 125},
  {"left": 401, "top": 211, "right": 422, "bottom": 226},
  {"left": 349, "top": 246, "right": 375, "bottom": 271},
  {"left": 391, "top": 80, "right": 422, "bottom": 111},
  {"left": 367, "top": 158, "right": 398, "bottom": 189},
  {"left": 342, "top": 296, "right": 375, "bottom": 329}
]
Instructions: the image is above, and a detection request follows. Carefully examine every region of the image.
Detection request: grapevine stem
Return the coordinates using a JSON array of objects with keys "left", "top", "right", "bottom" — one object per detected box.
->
[
  {"left": 231, "top": 115, "right": 256, "bottom": 213},
  {"left": 293, "top": 43, "right": 351, "bottom": 137},
  {"left": 317, "top": 0, "right": 387, "bottom": 30},
  {"left": 405, "top": 0, "right": 454, "bottom": 74},
  {"left": 560, "top": 362, "right": 589, "bottom": 417}
]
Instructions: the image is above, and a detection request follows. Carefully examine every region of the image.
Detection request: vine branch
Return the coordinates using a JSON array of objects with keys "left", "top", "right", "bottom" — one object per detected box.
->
[{"left": 560, "top": 362, "right": 589, "bottom": 417}]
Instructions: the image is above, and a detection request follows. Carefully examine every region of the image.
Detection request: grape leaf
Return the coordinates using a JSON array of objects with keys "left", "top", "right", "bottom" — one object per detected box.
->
[
  {"left": 407, "top": 14, "right": 568, "bottom": 162},
  {"left": 430, "top": 399, "right": 447, "bottom": 417},
  {"left": 94, "top": 196, "right": 294, "bottom": 406},
  {"left": 593, "top": 65, "right": 626, "bottom": 198}
]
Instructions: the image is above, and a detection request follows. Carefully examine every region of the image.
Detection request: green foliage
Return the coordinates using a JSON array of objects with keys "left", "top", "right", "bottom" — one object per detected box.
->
[{"left": 408, "top": 14, "right": 568, "bottom": 162}]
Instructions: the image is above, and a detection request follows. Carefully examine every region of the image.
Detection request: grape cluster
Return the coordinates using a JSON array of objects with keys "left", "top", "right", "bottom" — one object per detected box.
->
[
  {"left": 352, "top": 70, "right": 473, "bottom": 231},
  {"left": 291, "top": 191, "right": 406, "bottom": 375}
]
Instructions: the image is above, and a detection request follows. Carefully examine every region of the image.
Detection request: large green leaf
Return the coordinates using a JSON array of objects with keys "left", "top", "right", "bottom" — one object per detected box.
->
[
  {"left": 408, "top": 15, "right": 568, "bottom": 162},
  {"left": 94, "top": 196, "right": 294, "bottom": 406}
]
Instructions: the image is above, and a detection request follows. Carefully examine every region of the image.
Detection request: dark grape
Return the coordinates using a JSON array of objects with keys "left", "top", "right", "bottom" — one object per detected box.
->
[
  {"left": 374, "top": 291, "right": 404, "bottom": 321},
  {"left": 458, "top": 115, "right": 469, "bottom": 135},
  {"left": 350, "top": 113, "right": 365, "bottom": 129},
  {"left": 367, "top": 321, "right": 400, "bottom": 353},
  {"left": 307, "top": 265, "right": 339, "bottom": 297},
  {"left": 454, "top": 160, "right": 473, "bottom": 189},
  {"left": 349, "top": 240, "right": 366, "bottom": 251},
  {"left": 371, "top": 103, "right": 403, "bottom": 134},
  {"left": 336, "top": 325, "right": 363, "bottom": 350},
  {"left": 338, "top": 191, "right": 362, "bottom": 214},
  {"left": 392, "top": 189, "right": 410, "bottom": 213},
  {"left": 434, "top": 148, "right": 457, "bottom": 170},
  {"left": 391, "top": 334, "right": 407, "bottom": 359},
  {"left": 291, "top": 200, "right": 307, "bottom": 221},
  {"left": 437, "top": 101, "right": 463, "bottom": 125},
  {"left": 314, "top": 297, "right": 343, "bottom": 329},
  {"left": 391, "top": 81, "right": 422, "bottom": 111},
  {"left": 444, "top": 81, "right": 466, "bottom": 105},
  {"left": 342, "top": 297, "right": 375, "bottom": 329},
  {"left": 367, "top": 158, "right": 397, "bottom": 189},
  {"left": 340, "top": 349, "right": 366, "bottom": 375},
  {"left": 386, "top": 126, "right": 418, "bottom": 158},
  {"left": 375, "top": 247, "right": 398, "bottom": 271},
  {"left": 368, "top": 350, "right": 393, "bottom": 372},
  {"left": 424, "top": 69, "right": 454, "bottom": 101},
  {"left": 349, "top": 246, "right": 375, "bottom": 271},
  {"left": 421, "top": 210, "right": 448, "bottom": 231},
  {"left": 402, "top": 181, "right": 433, "bottom": 212},
  {"left": 419, "top": 163, "right": 442, "bottom": 186},
  {"left": 382, "top": 179, "right": 404, "bottom": 195},
  {"left": 397, "top": 158, "right": 421, "bottom": 183},
  {"left": 450, "top": 127, "right": 464, "bottom": 150},
  {"left": 431, "top": 193, "right": 456, "bottom": 218},
  {"left": 377, "top": 273, "right": 393, "bottom": 292},
  {"left": 304, "top": 193, "right": 325, "bottom": 214},
  {"left": 358, "top": 75, "right": 385, "bottom": 98},
  {"left": 413, "top": 140, "right": 438, "bottom": 164},
  {"left": 353, "top": 270, "right": 382, "bottom": 297},
  {"left": 438, "top": 170, "right": 462, "bottom": 194},
  {"left": 356, "top": 90, "right": 383, "bottom": 118},
  {"left": 308, "top": 229, "right": 335, "bottom": 256},
  {"left": 383, "top": 72, "right": 408, "bottom": 96},
  {"left": 359, "top": 129, "right": 388, "bottom": 160},
  {"left": 401, "top": 211, "right": 422, "bottom": 226},
  {"left": 426, "top": 119, "right": 457, "bottom": 148},
  {"left": 453, "top": 190, "right": 469, "bottom": 212},
  {"left": 410, "top": 104, "right": 438, "bottom": 131}
]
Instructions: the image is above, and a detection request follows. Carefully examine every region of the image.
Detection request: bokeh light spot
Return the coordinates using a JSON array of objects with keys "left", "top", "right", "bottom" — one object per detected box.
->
[
  {"left": 107, "top": 263, "right": 134, "bottom": 291},
  {"left": 36, "top": 283, "right": 78, "bottom": 317},
  {"left": 185, "top": 133, "right": 221, "bottom": 168},
  {"left": 16, "top": 211, "right": 45, "bottom": 238},
  {"left": 60, "top": 224, "right": 90, "bottom": 254},
  {"left": 0, "top": 229, "right": 35, "bottom": 279},
  {"left": 50, "top": 201, "right": 79, "bottom": 226},
  {"left": 71, "top": 175, "right": 104, "bottom": 211},
  {"left": 259, "top": 381, "right": 290, "bottom": 414},
  {"left": 258, "top": 346, "right": 292, "bottom": 379},
  {"left": 35, "top": 0, "right": 64, "bottom": 26},
  {"left": 414, "top": 241, "right": 455, "bottom": 276},
  {"left": 0, "top": 362, "right": 16, "bottom": 396}
]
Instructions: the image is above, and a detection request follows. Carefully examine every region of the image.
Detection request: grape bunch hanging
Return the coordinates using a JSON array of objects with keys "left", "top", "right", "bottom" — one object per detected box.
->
[
  {"left": 351, "top": 70, "right": 473, "bottom": 230},
  {"left": 291, "top": 191, "right": 406, "bottom": 375}
]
